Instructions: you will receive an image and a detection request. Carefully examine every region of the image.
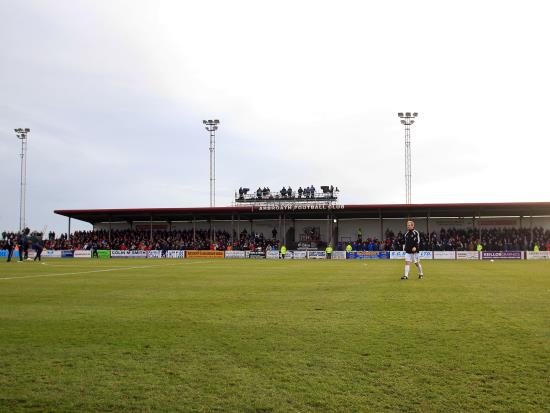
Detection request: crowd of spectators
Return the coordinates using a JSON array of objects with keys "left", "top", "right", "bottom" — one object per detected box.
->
[
  {"left": 2, "top": 226, "right": 550, "bottom": 252},
  {"left": 337, "top": 227, "right": 550, "bottom": 252},
  {"left": 0, "top": 228, "right": 280, "bottom": 252},
  {"left": 237, "top": 185, "right": 339, "bottom": 201}
]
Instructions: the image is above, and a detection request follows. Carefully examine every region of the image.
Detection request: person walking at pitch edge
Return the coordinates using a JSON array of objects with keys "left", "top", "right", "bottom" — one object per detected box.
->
[
  {"left": 33, "top": 235, "right": 44, "bottom": 262},
  {"left": 5, "top": 235, "right": 15, "bottom": 262}
]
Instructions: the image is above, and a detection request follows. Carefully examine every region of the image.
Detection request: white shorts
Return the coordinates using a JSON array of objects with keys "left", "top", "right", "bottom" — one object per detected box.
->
[{"left": 405, "top": 253, "right": 419, "bottom": 263}]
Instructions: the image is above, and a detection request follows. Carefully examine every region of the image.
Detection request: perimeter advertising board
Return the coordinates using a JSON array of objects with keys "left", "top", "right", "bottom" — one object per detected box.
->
[
  {"left": 0, "top": 250, "right": 17, "bottom": 258},
  {"left": 266, "top": 250, "right": 280, "bottom": 259},
  {"left": 307, "top": 251, "right": 327, "bottom": 259},
  {"left": 225, "top": 251, "right": 246, "bottom": 259},
  {"left": 166, "top": 250, "right": 185, "bottom": 259},
  {"left": 390, "top": 251, "right": 433, "bottom": 260},
  {"left": 390, "top": 251, "right": 406, "bottom": 260},
  {"left": 186, "top": 250, "right": 224, "bottom": 259},
  {"left": 74, "top": 250, "right": 92, "bottom": 258},
  {"left": 147, "top": 250, "right": 163, "bottom": 258},
  {"left": 433, "top": 251, "right": 456, "bottom": 260},
  {"left": 349, "top": 251, "right": 387, "bottom": 260},
  {"left": 331, "top": 251, "right": 347, "bottom": 260},
  {"left": 111, "top": 250, "right": 147, "bottom": 258},
  {"left": 525, "top": 251, "right": 550, "bottom": 260},
  {"left": 456, "top": 251, "right": 479, "bottom": 260},
  {"left": 98, "top": 250, "right": 110, "bottom": 259},
  {"left": 44, "top": 250, "right": 62, "bottom": 258},
  {"left": 284, "top": 250, "right": 307, "bottom": 259},
  {"left": 145, "top": 250, "right": 185, "bottom": 259},
  {"left": 248, "top": 252, "right": 266, "bottom": 259},
  {"left": 482, "top": 251, "right": 523, "bottom": 260}
]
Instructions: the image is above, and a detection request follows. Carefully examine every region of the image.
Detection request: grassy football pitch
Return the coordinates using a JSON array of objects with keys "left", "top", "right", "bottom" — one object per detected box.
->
[{"left": 0, "top": 259, "right": 549, "bottom": 412}]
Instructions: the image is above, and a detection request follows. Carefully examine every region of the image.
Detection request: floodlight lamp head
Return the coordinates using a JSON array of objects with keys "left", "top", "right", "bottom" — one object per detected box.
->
[
  {"left": 203, "top": 120, "right": 207, "bottom": 124},
  {"left": 401, "top": 120, "right": 406, "bottom": 124},
  {"left": 214, "top": 119, "right": 219, "bottom": 124},
  {"left": 413, "top": 112, "right": 418, "bottom": 117},
  {"left": 25, "top": 128, "right": 30, "bottom": 132},
  {"left": 208, "top": 119, "right": 213, "bottom": 123},
  {"left": 410, "top": 120, "right": 415, "bottom": 125},
  {"left": 398, "top": 112, "right": 404, "bottom": 117},
  {"left": 405, "top": 112, "right": 411, "bottom": 117}
]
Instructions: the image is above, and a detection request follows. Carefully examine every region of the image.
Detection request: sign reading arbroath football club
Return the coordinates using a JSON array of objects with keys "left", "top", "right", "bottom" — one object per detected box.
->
[{"left": 257, "top": 203, "right": 344, "bottom": 211}]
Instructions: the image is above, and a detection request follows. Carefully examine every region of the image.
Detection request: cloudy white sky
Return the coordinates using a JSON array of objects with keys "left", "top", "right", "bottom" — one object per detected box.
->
[{"left": 1, "top": 0, "right": 549, "bottom": 232}]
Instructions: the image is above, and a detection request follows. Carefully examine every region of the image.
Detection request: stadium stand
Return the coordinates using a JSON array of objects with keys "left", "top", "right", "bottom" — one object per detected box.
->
[
  {"left": 2, "top": 227, "right": 549, "bottom": 252},
  {"left": 1, "top": 229, "right": 280, "bottom": 252},
  {"left": 337, "top": 227, "right": 550, "bottom": 252}
]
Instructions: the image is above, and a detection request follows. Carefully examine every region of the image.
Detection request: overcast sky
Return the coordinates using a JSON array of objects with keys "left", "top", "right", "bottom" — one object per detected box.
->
[{"left": 1, "top": 0, "right": 549, "bottom": 233}]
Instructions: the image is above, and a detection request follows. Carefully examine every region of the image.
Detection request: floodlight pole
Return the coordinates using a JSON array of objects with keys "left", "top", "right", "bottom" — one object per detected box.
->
[
  {"left": 14, "top": 128, "right": 30, "bottom": 232},
  {"left": 203, "top": 119, "right": 220, "bottom": 207},
  {"left": 397, "top": 113, "right": 418, "bottom": 204}
]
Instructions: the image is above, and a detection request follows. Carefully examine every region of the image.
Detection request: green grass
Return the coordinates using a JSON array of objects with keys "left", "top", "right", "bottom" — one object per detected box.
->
[{"left": 0, "top": 259, "right": 549, "bottom": 412}]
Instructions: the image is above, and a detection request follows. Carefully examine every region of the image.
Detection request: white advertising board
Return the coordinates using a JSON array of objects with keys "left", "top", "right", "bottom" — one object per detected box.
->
[
  {"left": 456, "top": 251, "right": 479, "bottom": 260},
  {"left": 266, "top": 250, "right": 280, "bottom": 259},
  {"left": 390, "top": 251, "right": 406, "bottom": 260},
  {"left": 284, "top": 250, "right": 307, "bottom": 259},
  {"left": 74, "top": 250, "right": 92, "bottom": 258},
  {"left": 44, "top": 250, "right": 62, "bottom": 258},
  {"left": 166, "top": 250, "right": 185, "bottom": 259},
  {"left": 111, "top": 250, "right": 147, "bottom": 258},
  {"left": 307, "top": 251, "right": 327, "bottom": 259},
  {"left": 332, "top": 251, "right": 347, "bottom": 260},
  {"left": 390, "top": 251, "right": 432, "bottom": 259},
  {"left": 224, "top": 251, "right": 246, "bottom": 259},
  {"left": 525, "top": 251, "right": 550, "bottom": 260},
  {"left": 433, "top": 251, "right": 456, "bottom": 260}
]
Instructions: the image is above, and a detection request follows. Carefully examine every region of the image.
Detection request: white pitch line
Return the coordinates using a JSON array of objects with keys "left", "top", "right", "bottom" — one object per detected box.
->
[
  {"left": 0, "top": 263, "right": 183, "bottom": 281},
  {"left": 0, "top": 260, "right": 219, "bottom": 281}
]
